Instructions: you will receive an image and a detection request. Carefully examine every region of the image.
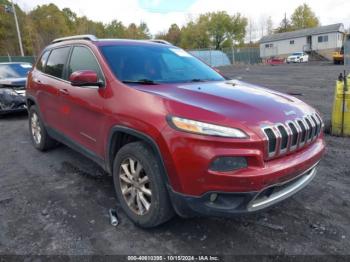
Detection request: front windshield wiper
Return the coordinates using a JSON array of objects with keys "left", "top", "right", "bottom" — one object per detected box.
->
[{"left": 122, "top": 79, "right": 158, "bottom": 85}]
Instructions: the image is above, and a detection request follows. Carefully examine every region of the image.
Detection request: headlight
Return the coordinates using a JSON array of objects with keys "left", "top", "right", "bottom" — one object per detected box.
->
[{"left": 169, "top": 116, "right": 248, "bottom": 138}]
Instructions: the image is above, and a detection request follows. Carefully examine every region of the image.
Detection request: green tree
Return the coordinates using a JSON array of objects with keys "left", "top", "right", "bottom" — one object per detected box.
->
[
  {"left": 291, "top": 4, "right": 320, "bottom": 29},
  {"left": 139, "top": 22, "right": 151, "bottom": 39},
  {"left": 155, "top": 24, "right": 182, "bottom": 46},
  {"left": 203, "top": 11, "right": 247, "bottom": 49},
  {"left": 62, "top": 8, "right": 77, "bottom": 34},
  {"left": 29, "top": 4, "right": 71, "bottom": 53},
  {"left": 105, "top": 20, "right": 126, "bottom": 38},
  {"left": 74, "top": 16, "right": 105, "bottom": 37},
  {"left": 180, "top": 21, "right": 210, "bottom": 49},
  {"left": 125, "top": 22, "right": 150, "bottom": 39},
  {"left": 275, "top": 15, "right": 294, "bottom": 33},
  {"left": 0, "top": 0, "right": 30, "bottom": 55}
]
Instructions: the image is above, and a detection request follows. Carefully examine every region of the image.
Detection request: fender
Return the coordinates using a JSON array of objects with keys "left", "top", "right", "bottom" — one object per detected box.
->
[{"left": 106, "top": 125, "right": 170, "bottom": 185}]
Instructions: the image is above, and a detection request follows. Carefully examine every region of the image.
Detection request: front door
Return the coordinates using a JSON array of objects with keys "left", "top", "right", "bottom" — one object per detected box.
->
[
  {"left": 60, "top": 45, "right": 107, "bottom": 157},
  {"left": 306, "top": 36, "right": 312, "bottom": 51}
]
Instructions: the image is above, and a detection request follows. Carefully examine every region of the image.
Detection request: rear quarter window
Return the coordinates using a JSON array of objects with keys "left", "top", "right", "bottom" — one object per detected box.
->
[
  {"left": 44, "top": 47, "right": 71, "bottom": 79},
  {"left": 36, "top": 50, "right": 50, "bottom": 72}
]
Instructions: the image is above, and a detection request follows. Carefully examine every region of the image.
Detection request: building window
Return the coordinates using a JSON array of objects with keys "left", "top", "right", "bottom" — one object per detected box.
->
[
  {"left": 265, "top": 43, "right": 273, "bottom": 48},
  {"left": 290, "top": 40, "right": 295, "bottom": 45},
  {"left": 318, "top": 35, "right": 328, "bottom": 43}
]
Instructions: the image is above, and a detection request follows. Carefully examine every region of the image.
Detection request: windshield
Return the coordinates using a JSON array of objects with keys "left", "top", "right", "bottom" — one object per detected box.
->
[
  {"left": 292, "top": 53, "right": 303, "bottom": 56},
  {"left": 0, "top": 63, "right": 32, "bottom": 79},
  {"left": 100, "top": 44, "right": 225, "bottom": 84}
]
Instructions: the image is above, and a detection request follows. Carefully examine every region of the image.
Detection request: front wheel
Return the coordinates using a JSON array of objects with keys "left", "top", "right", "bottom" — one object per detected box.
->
[{"left": 113, "top": 141, "right": 174, "bottom": 228}]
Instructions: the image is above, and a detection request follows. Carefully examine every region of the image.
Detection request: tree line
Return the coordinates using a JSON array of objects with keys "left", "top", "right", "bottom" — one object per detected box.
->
[{"left": 0, "top": 0, "right": 320, "bottom": 57}]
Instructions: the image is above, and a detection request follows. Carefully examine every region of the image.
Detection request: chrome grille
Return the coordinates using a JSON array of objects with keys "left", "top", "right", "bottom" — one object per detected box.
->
[{"left": 262, "top": 113, "right": 323, "bottom": 159}]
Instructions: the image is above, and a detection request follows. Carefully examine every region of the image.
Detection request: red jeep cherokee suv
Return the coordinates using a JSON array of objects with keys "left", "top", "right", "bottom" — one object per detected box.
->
[{"left": 26, "top": 35, "right": 325, "bottom": 227}]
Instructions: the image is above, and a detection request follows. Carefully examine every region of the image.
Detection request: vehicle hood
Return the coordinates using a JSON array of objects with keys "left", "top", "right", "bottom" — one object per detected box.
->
[
  {"left": 0, "top": 77, "right": 27, "bottom": 88},
  {"left": 134, "top": 80, "right": 315, "bottom": 126}
]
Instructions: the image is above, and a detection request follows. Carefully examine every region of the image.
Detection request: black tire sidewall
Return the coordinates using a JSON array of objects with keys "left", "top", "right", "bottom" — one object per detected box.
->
[{"left": 113, "top": 142, "right": 172, "bottom": 228}]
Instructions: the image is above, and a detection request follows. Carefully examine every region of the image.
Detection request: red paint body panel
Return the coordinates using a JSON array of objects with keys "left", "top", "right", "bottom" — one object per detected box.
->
[{"left": 26, "top": 39, "right": 325, "bottom": 200}]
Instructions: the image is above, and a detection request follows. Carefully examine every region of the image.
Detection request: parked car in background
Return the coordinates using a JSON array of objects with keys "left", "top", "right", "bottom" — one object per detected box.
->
[
  {"left": 26, "top": 35, "right": 325, "bottom": 228},
  {"left": 266, "top": 56, "right": 285, "bottom": 65},
  {"left": 0, "top": 62, "right": 32, "bottom": 115},
  {"left": 287, "top": 52, "right": 309, "bottom": 63}
]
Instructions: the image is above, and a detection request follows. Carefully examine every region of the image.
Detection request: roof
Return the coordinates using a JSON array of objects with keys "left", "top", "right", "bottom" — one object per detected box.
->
[
  {"left": 51, "top": 35, "right": 172, "bottom": 46},
  {"left": 260, "top": 23, "right": 344, "bottom": 43}
]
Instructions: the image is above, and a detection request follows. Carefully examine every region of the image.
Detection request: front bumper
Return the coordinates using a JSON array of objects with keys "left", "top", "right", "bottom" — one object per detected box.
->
[
  {"left": 169, "top": 162, "right": 318, "bottom": 217},
  {"left": 0, "top": 105, "right": 27, "bottom": 115},
  {"left": 0, "top": 88, "right": 26, "bottom": 115}
]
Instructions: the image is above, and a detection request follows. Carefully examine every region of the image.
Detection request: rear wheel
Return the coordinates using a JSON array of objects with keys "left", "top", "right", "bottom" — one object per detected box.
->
[
  {"left": 113, "top": 141, "right": 174, "bottom": 228},
  {"left": 29, "top": 106, "right": 56, "bottom": 151}
]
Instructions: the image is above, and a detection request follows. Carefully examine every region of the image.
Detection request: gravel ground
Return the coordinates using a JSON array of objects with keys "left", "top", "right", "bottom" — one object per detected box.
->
[{"left": 0, "top": 63, "right": 349, "bottom": 257}]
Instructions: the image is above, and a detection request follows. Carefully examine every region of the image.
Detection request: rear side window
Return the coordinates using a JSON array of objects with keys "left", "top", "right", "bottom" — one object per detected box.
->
[
  {"left": 36, "top": 50, "right": 50, "bottom": 72},
  {"left": 68, "top": 46, "right": 103, "bottom": 81},
  {"left": 45, "top": 47, "right": 71, "bottom": 79}
]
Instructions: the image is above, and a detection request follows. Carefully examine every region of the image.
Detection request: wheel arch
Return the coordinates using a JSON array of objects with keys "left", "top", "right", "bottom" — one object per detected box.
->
[
  {"left": 106, "top": 126, "right": 170, "bottom": 185},
  {"left": 26, "top": 95, "right": 37, "bottom": 109}
]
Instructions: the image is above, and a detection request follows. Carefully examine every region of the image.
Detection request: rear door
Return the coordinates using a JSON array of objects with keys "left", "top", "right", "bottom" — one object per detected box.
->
[
  {"left": 35, "top": 46, "right": 71, "bottom": 132},
  {"left": 61, "top": 45, "right": 106, "bottom": 156}
]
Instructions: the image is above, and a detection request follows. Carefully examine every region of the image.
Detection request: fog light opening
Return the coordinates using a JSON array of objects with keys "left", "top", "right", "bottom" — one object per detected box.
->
[{"left": 209, "top": 156, "right": 247, "bottom": 172}]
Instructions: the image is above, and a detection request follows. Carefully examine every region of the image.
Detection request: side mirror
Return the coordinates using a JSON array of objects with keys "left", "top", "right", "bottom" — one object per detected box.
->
[{"left": 69, "top": 70, "right": 103, "bottom": 87}]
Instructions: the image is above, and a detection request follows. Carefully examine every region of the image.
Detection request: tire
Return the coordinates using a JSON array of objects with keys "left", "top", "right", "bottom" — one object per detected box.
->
[
  {"left": 28, "top": 105, "right": 56, "bottom": 151},
  {"left": 113, "top": 141, "right": 174, "bottom": 228}
]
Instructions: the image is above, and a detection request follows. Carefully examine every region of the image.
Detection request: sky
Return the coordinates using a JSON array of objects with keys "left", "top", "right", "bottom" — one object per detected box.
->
[{"left": 16, "top": 0, "right": 350, "bottom": 40}]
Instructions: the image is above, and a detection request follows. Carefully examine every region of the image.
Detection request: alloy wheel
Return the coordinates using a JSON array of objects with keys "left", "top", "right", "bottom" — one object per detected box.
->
[
  {"left": 119, "top": 157, "right": 152, "bottom": 215},
  {"left": 31, "top": 112, "right": 41, "bottom": 145}
]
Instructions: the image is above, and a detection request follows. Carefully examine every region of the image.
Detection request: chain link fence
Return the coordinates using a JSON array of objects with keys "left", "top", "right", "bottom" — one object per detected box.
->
[
  {"left": 0, "top": 48, "right": 263, "bottom": 69},
  {"left": 0, "top": 56, "right": 36, "bottom": 64},
  {"left": 189, "top": 47, "right": 261, "bottom": 67}
]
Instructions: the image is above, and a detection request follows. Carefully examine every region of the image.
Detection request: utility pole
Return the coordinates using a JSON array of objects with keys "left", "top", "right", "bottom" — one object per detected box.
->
[{"left": 11, "top": 0, "right": 24, "bottom": 56}]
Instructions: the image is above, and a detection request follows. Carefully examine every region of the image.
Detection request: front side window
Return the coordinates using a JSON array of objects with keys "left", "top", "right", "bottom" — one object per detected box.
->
[
  {"left": 45, "top": 47, "right": 71, "bottom": 79},
  {"left": 100, "top": 44, "right": 224, "bottom": 84},
  {"left": 68, "top": 46, "right": 103, "bottom": 81}
]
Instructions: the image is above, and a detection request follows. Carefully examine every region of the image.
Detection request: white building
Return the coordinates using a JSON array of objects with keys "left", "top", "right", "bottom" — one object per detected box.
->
[{"left": 260, "top": 23, "right": 345, "bottom": 60}]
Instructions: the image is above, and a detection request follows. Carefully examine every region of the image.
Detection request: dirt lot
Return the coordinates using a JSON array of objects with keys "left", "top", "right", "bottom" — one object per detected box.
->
[{"left": 0, "top": 63, "right": 349, "bottom": 257}]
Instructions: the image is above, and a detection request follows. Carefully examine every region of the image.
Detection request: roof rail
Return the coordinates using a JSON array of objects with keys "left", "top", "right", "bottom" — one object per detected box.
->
[
  {"left": 52, "top": 35, "right": 98, "bottom": 44},
  {"left": 149, "top": 39, "right": 172, "bottom": 45}
]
